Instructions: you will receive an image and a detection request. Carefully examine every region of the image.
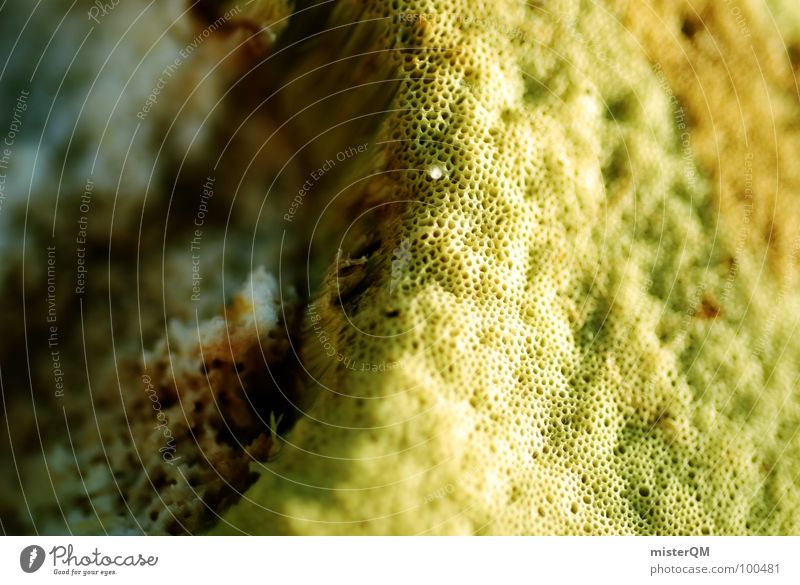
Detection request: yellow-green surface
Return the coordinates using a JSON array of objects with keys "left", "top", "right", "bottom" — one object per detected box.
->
[{"left": 211, "top": 0, "right": 800, "bottom": 534}]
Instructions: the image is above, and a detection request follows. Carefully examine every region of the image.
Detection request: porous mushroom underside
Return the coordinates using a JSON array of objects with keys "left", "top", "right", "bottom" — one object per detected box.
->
[{"left": 3, "top": 0, "right": 800, "bottom": 535}]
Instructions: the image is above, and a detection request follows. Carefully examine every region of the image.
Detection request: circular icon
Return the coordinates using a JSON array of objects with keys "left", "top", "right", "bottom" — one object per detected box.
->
[{"left": 20, "top": 545, "right": 45, "bottom": 573}]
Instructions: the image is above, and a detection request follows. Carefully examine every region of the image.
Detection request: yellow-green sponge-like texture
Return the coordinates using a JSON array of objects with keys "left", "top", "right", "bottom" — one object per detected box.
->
[{"left": 215, "top": 0, "right": 800, "bottom": 534}]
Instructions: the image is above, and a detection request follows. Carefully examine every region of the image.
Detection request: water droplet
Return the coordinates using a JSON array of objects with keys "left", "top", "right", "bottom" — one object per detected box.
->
[{"left": 428, "top": 165, "right": 444, "bottom": 180}]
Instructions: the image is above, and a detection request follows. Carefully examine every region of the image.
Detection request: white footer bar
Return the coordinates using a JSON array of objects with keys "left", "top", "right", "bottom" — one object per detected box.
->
[{"left": 1, "top": 536, "right": 798, "bottom": 584}]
